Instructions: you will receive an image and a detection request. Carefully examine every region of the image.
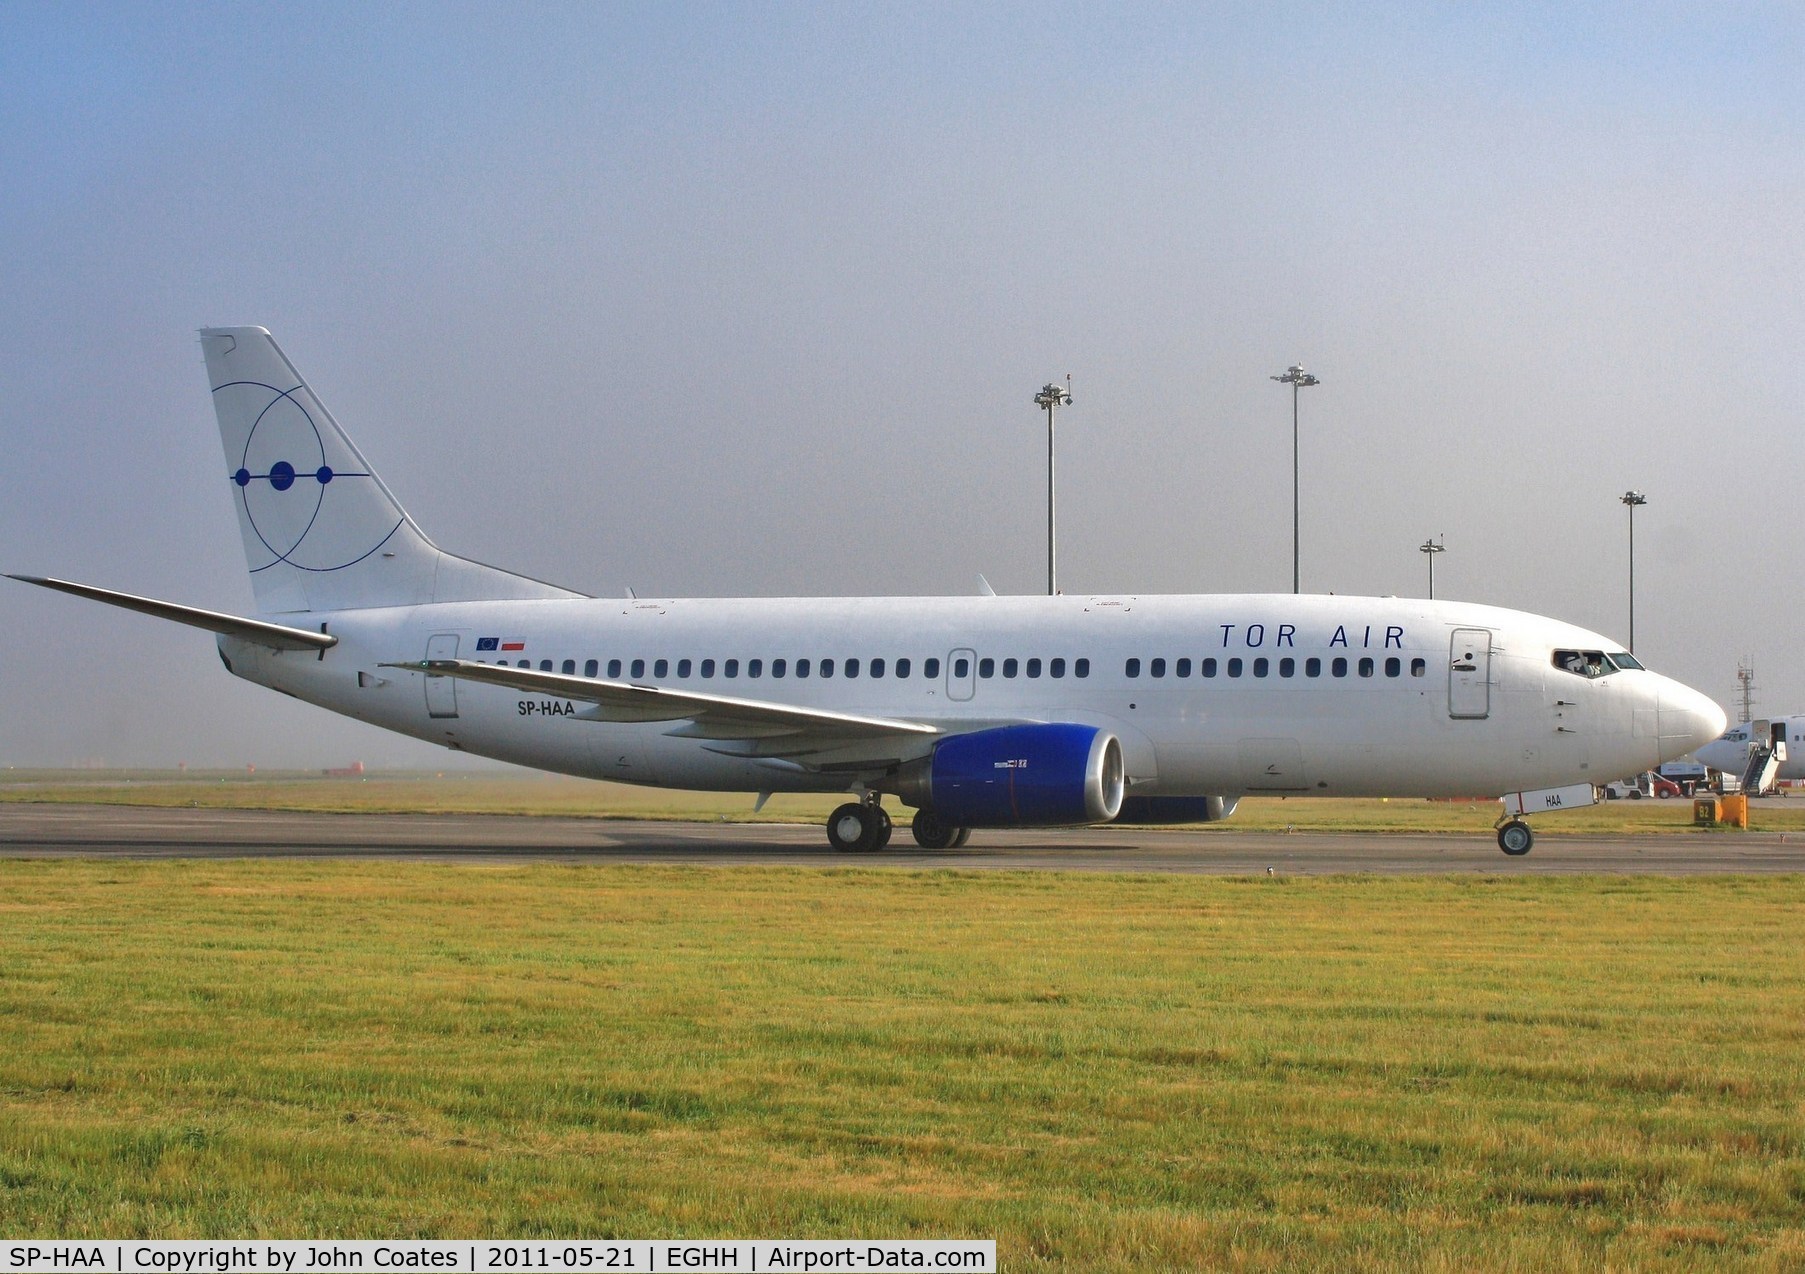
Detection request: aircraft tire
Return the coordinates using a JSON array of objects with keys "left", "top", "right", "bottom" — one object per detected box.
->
[
  {"left": 951, "top": 828, "right": 971, "bottom": 847},
  {"left": 1497, "top": 820, "right": 1534, "bottom": 856},
  {"left": 871, "top": 807, "right": 893, "bottom": 850},
  {"left": 911, "top": 808, "right": 960, "bottom": 850},
  {"left": 827, "top": 803, "right": 873, "bottom": 852}
]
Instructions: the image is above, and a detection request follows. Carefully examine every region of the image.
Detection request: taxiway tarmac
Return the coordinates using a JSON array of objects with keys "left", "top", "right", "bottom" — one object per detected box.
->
[{"left": 2, "top": 803, "right": 1802, "bottom": 874}]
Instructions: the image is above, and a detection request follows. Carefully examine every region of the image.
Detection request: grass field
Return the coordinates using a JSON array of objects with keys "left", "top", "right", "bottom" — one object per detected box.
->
[
  {"left": 6, "top": 768, "right": 1805, "bottom": 836},
  {"left": 2, "top": 860, "right": 1803, "bottom": 1268}
]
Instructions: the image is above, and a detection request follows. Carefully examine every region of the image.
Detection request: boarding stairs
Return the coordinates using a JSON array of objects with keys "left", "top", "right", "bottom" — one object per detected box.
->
[{"left": 1742, "top": 746, "right": 1782, "bottom": 797}]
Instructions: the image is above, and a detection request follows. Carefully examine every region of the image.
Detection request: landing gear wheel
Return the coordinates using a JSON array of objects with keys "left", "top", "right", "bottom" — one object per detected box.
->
[
  {"left": 951, "top": 828, "right": 971, "bottom": 848},
  {"left": 1497, "top": 820, "right": 1534, "bottom": 856},
  {"left": 828, "top": 803, "right": 870, "bottom": 852},
  {"left": 827, "top": 802, "right": 889, "bottom": 852},
  {"left": 911, "top": 808, "right": 962, "bottom": 850}
]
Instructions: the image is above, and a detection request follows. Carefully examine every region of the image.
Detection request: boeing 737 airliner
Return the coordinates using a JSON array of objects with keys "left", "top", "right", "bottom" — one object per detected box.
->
[
  {"left": 1696, "top": 717, "right": 1805, "bottom": 788},
  {"left": 11, "top": 328, "right": 1727, "bottom": 855}
]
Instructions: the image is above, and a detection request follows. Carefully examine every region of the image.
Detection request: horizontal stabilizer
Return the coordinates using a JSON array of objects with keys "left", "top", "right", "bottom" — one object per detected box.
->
[
  {"left": 7, "top": 575, "right": 337, "bottom": 652},
  {"left": 381, "top": 658, "right": 939, "bottom": 741}
]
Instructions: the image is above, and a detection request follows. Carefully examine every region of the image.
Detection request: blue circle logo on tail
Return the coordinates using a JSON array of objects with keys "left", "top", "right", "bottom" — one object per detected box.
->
[{"left": 220, "top": 381, "right": 396, "bottom": 572}]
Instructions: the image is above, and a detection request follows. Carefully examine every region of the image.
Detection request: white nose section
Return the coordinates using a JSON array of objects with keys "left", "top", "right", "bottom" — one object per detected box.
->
[{"left": 1662, "top": 684, "right": 1728, "bottom": 754}]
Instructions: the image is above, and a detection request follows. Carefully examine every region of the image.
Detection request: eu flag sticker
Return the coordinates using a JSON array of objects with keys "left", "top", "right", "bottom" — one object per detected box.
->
[{"left": 475, "top": 637, "right": 500, "bottom": 652}]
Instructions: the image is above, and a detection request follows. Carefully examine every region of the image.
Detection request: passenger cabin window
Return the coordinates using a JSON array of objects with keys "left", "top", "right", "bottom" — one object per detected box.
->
[
  {"left": 1150, "top": 657, "right": 1166, "bottom": 677},
  {"left": 1332, "top": 657, "right": 1348, "bottom": 677},
  {"left": 584, "top": 659, "right": 598, "bottom": 678},
  {"left": 1411, "top": 658, "right": 1426, "bottom": 677},
  {"left": 539, "top": 659, "right": 553, "bottom": 672},
  {"left": 870, "top": 658, "right": 885, "bottom": 678},
  {"left": 820, "top": 658, "right": 834, "bottom": 678},
  {"left": 978, "top": 657, "right": 994, "bottom": 679},
  {"left": 1228, "top": 658, "right": 1243, "bottom": 678},
  {"left": 561, "top": 659, "right": 576, "bottom": 675},
  {"left": 654, "top": 658, "right": 668, "bottom": 678},
  {"left": 725, "top": 659, "right": 739, "bottom": 678},
  {"left": 1306, "top": 657, "right": 1321, "bottom": 677},
  {"left": 1202, "top": 658, "right": 1217, "bottom": 678},
  {"left": 1126, "top": 658, "right": 1141, "bottom": 678},
  {"left": 771, "top": 658, "right": 785, "bottom": 678},
  {"left": 1280, "top": 657, "right": 1295, "bottom": 677},
  {"left": 845, "top": 658, "right": 860, "bottom": 679},
  {"left": 1175, "top": 657, "right": 1191, "bottom": 677},
  {"left": 1026, "top": 658, "right": 1041, "bottom": 678},
  {"left": 796, "top": 658, "right": 810, "bottom": 678},
  {"left": 1002, "top": 658, "right": 1017, "bottom": 678},
  {"left": 925, "top": 657, "right": 941, "bottom": 678},
  {"left": 1253, "top": 657, "right": 1269, "bottom": 677},
  {"left": 701, "top": 659, "right": 715, "bottom": 678},
  {"left": 608, "top": 659, "right": 623, "bottom": 678},
  {"left": 678, "top": 658, "right": 692, "bottom": 677},
  {"left": 952, "top": 657, "right": 968, "bottom": 678},
  {"left": 748, "top": 659, "right": 762, "bottom": 678},
  {"left": 1075, "top": 658, "right": 1090, "bottom": 678},
  {"left": 1385, "top": 657, "right": 1401, "bottom": 677},
  {"left": 896, "top": 657, "right": 911, "bottom": 678},
  {"left": 1049, "top": 657, "right": 1064, "bottom": 678},
  {"left": 631, "top": 658, "right": 646, "bottom": 678},
  {"left": 1359, "top": 657, "right": 1375, "bottom": 677}
]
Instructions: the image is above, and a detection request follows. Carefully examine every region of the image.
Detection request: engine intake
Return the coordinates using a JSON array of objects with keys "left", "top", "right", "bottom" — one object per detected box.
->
[{"left": 896, "top": 723, "right": 1125, "bottom": 827}]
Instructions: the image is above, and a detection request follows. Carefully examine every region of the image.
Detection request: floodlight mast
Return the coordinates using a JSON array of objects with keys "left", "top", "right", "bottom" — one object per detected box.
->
[
  {"left": 1419, "top": 536, "right": 1446, "bottom": 600},
  {"left": 1034, "top": 379, "right": 1072, "bottom": 596},
  {"left": 1621, "top": 490, "right": 1646, "bottom": 652},
  {"left": 1270, "top": 365, "right": 1320, "bottom": 593}
]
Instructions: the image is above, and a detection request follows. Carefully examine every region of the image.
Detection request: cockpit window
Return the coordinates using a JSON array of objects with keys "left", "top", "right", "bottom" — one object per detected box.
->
[
  {"left": 1610, "top": 651, "right": 1643, "bottom": 671},
  {"left": 1553, "top": 649, "right": 1614, "bottom": 678}
]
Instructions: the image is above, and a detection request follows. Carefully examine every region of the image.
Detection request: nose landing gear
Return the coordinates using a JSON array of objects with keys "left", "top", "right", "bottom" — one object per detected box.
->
[
  {"left": 1495, "top": 818, "right": 1534, "bottom": 856},
  {"left": 1492, "top": 781, "right": 1596, "bottom": 857}
]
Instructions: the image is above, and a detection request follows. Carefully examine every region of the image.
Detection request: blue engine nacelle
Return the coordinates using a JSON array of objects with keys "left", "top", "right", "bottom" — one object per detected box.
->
[{"left": 895, "top": 723, "right": 1125, "bottom": 827}]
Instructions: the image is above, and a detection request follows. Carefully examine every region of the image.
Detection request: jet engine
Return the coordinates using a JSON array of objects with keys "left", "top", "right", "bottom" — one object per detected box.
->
[{"left": 895, "top": 723, "right": 1124, "bottom": 827}]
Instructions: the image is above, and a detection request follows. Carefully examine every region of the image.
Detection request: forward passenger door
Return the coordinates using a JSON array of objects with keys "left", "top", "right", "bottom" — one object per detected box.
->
[{"left": 1448, "top": 628, "right": 1492, "bottom": 720}]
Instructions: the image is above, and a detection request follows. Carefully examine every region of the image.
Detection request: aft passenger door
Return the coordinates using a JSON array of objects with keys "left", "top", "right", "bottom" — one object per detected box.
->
[
  {"left": 1449, "top": 628, "right": 1491, "bottom": 720},
  {"left": 425, "top": 633, "right": 459, "bottom": 719}
]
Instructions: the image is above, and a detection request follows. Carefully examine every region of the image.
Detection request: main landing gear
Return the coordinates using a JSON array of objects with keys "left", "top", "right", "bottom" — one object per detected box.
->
[
  {"left": 909, "top": 807, "right": 971, "bottom": 850},
  {"left": 825, "top": 798, "right": 970, "bottom": 851},
  {"left": 827, "top": 799, "right": 891, "bottom": 852},
  {"left": 1495, "top": 819, "right": 1534, "bottom": 856}
]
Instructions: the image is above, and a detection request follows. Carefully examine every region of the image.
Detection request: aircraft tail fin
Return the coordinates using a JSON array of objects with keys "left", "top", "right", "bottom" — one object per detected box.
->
[{"left": 200, "top": 327, "right": 583, "bottom": 613}]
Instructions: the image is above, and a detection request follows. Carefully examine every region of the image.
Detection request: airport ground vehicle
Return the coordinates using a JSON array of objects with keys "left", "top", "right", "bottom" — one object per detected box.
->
[{"left": 1603, "top": 772, "right": 1683, "bottom": 800}]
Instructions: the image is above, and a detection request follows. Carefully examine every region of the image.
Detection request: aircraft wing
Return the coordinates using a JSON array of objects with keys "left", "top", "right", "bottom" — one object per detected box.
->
[
  {"left": 8, "top": 574, "right": 337, "bottom": 652},
  {"left": 381, "top": 659, "right": 942, "bottom": 762}
]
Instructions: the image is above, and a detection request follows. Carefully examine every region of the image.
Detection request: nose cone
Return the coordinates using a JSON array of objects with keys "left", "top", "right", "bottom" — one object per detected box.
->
[{"left": 1662, "top": 681, "right": 1728, "bottom": 756}]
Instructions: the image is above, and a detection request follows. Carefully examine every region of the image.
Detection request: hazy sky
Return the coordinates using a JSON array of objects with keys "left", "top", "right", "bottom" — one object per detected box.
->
[{"left": 3, "top": 3, "right": 1802, "bottom": 768}]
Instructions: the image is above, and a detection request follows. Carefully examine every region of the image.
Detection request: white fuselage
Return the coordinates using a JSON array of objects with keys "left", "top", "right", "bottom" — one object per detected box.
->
[
  {"left": 221, "top": 592, "right": 1723, "bottom": 802},
  {"left": 1696, "top": 716, "right": 1805, "bottom": 781}
]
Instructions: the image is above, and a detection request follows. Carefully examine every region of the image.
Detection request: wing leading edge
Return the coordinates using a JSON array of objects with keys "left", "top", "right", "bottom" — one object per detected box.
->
[{"left": 381, "top": 659, "right": 942, "bottom": 762}]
